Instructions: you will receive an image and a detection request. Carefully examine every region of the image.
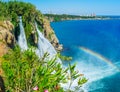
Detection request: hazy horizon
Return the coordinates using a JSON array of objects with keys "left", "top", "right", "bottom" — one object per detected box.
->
[{"left": 23, "top": 0, "right": 120, "bottom": 16}]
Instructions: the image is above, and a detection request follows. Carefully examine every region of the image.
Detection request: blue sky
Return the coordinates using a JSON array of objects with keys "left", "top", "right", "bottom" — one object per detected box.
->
[{"left": 24, "top": 0, "right": 120, "bottom": 15}]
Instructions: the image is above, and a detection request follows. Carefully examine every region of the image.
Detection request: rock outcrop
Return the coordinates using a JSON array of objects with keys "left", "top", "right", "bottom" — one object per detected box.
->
[
  {"left": 42, "top": 18, "right": 63, "bottom": 51},
  {"left": 0, "top": 21, "right": 15, "bottom": 56},
  {"left": 0, "top": 21, "right": 15, "bottom": 78}
]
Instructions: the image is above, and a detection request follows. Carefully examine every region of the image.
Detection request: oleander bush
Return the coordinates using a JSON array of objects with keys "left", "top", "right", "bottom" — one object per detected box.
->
[
  {"left": 2, "top": 46, "right": 65, "bottom": 92},
  {"left": 1, "top": 46, "right": 87, "bottom": 92}
]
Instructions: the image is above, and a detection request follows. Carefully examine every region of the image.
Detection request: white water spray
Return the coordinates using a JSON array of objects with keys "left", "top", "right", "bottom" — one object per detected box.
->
[
  {"left": 61, "top": 46, "right": 120, "bottom": 92},
  {"left": 18, "top": 16, "right": 28, "bottom": 50},
  {"left": 75, "top": 47, "right": 120, "bottom": 91},
  {"left": 35, "top": 22, "right": 61, "bottom": 63}
]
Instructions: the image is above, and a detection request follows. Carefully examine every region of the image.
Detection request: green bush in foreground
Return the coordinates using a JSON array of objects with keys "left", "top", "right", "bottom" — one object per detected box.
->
[{"left": 2, "top": 47, "right": 87, "bottom": 92}]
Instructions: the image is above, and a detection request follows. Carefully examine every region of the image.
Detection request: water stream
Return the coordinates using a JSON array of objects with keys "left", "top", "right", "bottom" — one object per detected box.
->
[
  {"left": 18, "top": 16, "right": 28, "bottom": 50},
  {"left": 35, "top": 22, "right": 61, "bottom": 63}
]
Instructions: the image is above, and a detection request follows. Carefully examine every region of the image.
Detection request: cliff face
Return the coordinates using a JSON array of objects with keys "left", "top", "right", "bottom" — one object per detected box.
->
[
  {"left": 0, "top": 1, "right": 62, "bottom": 51},
  {"left": 0, "top": 19, "right": 62, "bottom": 57},
  {"left": 0, "top": 21, "right": 15, "bottom": 56},
  {"left": 0, "top": 21, "right": 15, "bottom": 76},
  {"left": 42, "top": 18, "right": 63, "bottom": 51},
  {"left": 31, "top": 18, "right": 63, "bottom": 51}
]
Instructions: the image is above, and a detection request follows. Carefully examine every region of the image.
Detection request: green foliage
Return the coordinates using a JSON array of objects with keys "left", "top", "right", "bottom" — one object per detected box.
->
[
  {"left": 2, "top": 46, "right": 87, "bottom": 92},
  {"left": 2, "top": 46, "right": 66, "bottom": 92},
  {"left": 58, "top": 53, "right": 72, "bottom": 61},
  {"left": 67, "top": 62, "right": 88, "bottom": 91},
  {"left": 0, "top": 1, "right": 44, "bottom": 46},
  {"left": 78, "top": 77, "right": 88, "bottom": 87}
]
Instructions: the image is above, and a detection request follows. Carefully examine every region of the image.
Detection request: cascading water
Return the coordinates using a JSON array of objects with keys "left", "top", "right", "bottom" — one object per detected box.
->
[
  {"left": 18, "top": 16, "right": 28, "bottom": 50},
  {"left": 35, "top": 22, "right": 61, "bottom": 63}
]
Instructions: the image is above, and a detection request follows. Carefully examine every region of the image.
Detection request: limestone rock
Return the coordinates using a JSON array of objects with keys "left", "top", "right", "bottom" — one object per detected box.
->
[
  {"left": 31, "top": 30, "right": 38, "bottom": 44},
  {"left": 42, "top": 18, "right": 63, "bottom": 51},
  {"left": 0, "top": 21, "right": 15, "bottom": 56},
  {"left": 0, "top": 42, "right": 8, "bottom": 57}
]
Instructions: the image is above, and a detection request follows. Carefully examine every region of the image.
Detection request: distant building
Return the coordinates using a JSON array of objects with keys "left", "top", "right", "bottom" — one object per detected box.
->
[{"left": 91, "top": 13, "right": 96, "bottom": 17}]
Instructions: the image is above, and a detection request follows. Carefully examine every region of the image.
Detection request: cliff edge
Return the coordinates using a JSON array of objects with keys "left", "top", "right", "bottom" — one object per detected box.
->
[{"left": 42, "top": 18, "right": 63, "bottom": 51}]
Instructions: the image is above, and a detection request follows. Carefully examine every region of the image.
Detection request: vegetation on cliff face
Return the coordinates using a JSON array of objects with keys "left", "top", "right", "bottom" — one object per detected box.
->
[
  {"left": 0, "top": 1, "right": 61, "bottom": 50},
  {"left": 0, "top": 1, "right": 41, "bottom": 46}
]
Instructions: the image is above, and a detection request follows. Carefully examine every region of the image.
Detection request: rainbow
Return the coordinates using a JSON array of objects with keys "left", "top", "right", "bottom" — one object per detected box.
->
[{"left": 79, "top": 46, "right": 120, "bottom": 72}]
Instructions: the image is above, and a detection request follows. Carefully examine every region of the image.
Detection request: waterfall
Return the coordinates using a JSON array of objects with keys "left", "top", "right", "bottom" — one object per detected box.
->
[
  {"left": 35, "top": 22, "right": 61, "bottom": 63},
  {"left": 18, "top": 16, "right": 28, "bottom": 50}
]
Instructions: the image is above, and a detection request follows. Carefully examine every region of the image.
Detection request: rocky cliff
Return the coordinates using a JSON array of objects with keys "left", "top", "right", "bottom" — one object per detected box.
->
[
  {"left": 22, "top": 18, "right": 63, "bottom": 51},
  {"left": 42, "top": 18, "right": 63, "bottom": 51},
  {"left": 0, "top": 1, "right": 63, "bottom": 52},
  {"left": 0, "top": 20, "right": 62, "bottom": 57},
  {"left": 0, "top": 21, "right": 15, "bottom": 76},
  {"left": 0, "top": 21, "right": 15, "bottom": 57}
]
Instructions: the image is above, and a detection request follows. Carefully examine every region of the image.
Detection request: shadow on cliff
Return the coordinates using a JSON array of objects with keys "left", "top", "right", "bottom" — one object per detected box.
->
[{"left": 0, "top": 76, "right": 5, "bottom": 92}]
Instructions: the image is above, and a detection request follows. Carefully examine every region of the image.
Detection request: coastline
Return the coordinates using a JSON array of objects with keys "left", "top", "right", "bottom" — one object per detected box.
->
[
  {"left": 44, "top": 14, "right": 120, "bottom": 22},
  {"left": 48, "top": 16, "right": 120, "bottom": 22},
  {"left": 50, "top": 17, "right": 119, "bottom": 22}
]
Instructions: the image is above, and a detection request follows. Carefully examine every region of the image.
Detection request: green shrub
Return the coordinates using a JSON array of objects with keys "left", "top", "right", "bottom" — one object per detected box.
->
[{"left": 2, "top": 46, "right": 87, "bottom": 92}]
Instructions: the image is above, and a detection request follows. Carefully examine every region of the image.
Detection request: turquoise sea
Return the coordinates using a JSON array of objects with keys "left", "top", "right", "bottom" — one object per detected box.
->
[{"left": 51, "top": 19, "right": 120, "bottom": 92}]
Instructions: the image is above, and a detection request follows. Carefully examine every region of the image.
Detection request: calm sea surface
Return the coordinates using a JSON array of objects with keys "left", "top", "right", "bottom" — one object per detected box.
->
[{"left": 51, "top": 19, "right": 120, "bottom": 92}]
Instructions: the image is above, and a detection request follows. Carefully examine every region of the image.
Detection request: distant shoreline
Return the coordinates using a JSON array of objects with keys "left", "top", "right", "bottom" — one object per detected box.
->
[
  {"left": 50, "top": 17, "right": 120, "bottom": 22},
  {"left": 44, "top": 14, "right": 120, "bottom": 22},
  {"left": 51, "top": 17, "right": 111, "bottom": 22}
]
